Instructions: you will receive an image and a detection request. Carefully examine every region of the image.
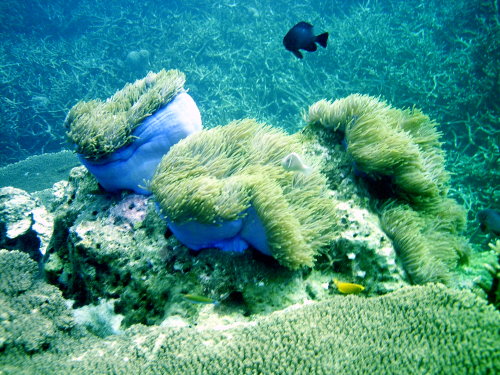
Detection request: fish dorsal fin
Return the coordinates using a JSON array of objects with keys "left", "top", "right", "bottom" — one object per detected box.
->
[{"left": 296, "top": 21, "right": 313, "bottom": 30}]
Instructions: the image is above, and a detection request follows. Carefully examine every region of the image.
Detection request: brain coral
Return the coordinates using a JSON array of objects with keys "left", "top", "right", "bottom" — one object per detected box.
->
[{"left": 151, "top": 119, "right": 338, "bottom": 269}]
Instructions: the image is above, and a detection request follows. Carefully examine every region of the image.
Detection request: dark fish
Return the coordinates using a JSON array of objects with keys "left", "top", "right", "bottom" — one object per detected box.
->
[
  {"left": 478, "top": 209, "right": 500, "bottom": 235},
  {"left": 283, "top": 21, "right": 329, "bottom": 59}
]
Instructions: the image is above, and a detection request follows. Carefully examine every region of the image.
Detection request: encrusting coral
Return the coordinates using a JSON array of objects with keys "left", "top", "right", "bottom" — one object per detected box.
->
[
  {"left": 0, "top": 250, "right": 74, "bottom": 353},
  {"left": 306, "top": 94, "right": 470, "bottom": 284},
  {"left": 151, "top": 119, "right": 338, "bottom": 269}
]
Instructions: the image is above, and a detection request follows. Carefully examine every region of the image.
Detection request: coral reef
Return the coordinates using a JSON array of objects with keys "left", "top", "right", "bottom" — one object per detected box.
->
[
  {"left": 0, "top": 249, "right": 74, "bottom": 353},
  {"left": 2, "top": 0, "right": 497, "bottom": 169},
  {"left": 306, "top": 94, "right": 471, "bottom": 284},
  {"left": 0, "top": 1, "right": 498, "bottom": 371},
  {"left": 0, "top": 284, "right": 498, "bottom": 374},
  {"left": 0, "top": 115, "right": 488, "bottom": 332},
  {"left": 20, "top": 150, "right": 408, "bottom": 327},
  {"left": 0, "top": 151, "right": 79, "bottom": 192},
  {"left": 319, "top": 199, "right": 406, "bottom": 292},
  {"left": 0, "top": 120, "right": 496, "bottom": 372},
  {"left": 0, "top": 249, "right": 39, "bottom": 296}
]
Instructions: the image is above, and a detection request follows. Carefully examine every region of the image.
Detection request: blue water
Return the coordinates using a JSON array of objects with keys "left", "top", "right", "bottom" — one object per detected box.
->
[
  {"left": 0, "top": 0, "right": 497, "bottom": 168},
  {"left": 0, "top": 2, "right": 498, "bottom": 372}
]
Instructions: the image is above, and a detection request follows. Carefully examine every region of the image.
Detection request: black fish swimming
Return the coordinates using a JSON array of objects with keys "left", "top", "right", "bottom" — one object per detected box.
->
[
  {"left": 283, "top": 21, "right": 329, "bottom": 59},
  {"left": 478, "top": 209, "right": 500, "bottom": 236}
]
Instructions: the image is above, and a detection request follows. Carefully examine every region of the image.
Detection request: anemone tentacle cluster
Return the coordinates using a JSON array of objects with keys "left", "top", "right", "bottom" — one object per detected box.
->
[
  {"left": 151, "top": 119, "right": 338, "bottom": 269},
  {"left": 64, "top": 69, "right": 202, "bottom": 194},
  {"left": 306, "top": 94, "right": 470, "bottom": 283}
]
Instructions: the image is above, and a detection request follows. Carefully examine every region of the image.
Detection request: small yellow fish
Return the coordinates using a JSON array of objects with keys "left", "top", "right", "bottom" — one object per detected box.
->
[
  {"left": 333, "top": 279, "right": 365, "bottom": 294},
  {"left": 182, "top": 294, "right": 219, "bottom": 305}
]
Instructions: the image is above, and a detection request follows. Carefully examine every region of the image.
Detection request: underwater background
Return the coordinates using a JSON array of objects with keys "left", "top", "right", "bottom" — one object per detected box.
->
[
  {"left": 0, "top": 1, "right": 499, "bottom": 373},
  {"left": 0, "top": 0, "right": 498, "bottom": 241}
]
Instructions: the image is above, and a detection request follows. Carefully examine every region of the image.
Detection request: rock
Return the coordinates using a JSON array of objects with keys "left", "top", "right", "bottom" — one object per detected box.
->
[
  {"left": 41, "top": 160, "right": 409, "bottom": 329},
  {"left": 0, "top": 186, "right": 54, "bottom": 257},
  {"left": 327, "top": 197, "right": 407, "bottom": 292},
  {"left": 0, "top": 187, "right": 35, "bottom": 239}
]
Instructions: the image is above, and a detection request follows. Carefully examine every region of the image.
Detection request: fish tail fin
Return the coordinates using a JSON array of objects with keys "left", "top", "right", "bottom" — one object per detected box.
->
[
  {"left": 316, "top": 32, "right": 329, "bottom": 48},
  {"left": 303, "top": 166, "right": 313, "bottom": 176}
]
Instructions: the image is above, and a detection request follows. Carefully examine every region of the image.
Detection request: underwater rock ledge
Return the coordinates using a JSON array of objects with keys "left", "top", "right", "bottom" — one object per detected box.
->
[
  {"left": 1, "top": 121, "right": 412, "bottom": 329},
  {"left": 0, "top": 155, "right": 497, "bottom": 373},
  {"left": 39, "top": 157, "right": 407, "bottom": 327}
]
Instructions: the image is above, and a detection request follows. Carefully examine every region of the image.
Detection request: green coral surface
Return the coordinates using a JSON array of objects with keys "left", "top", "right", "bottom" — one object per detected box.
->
[
  {"left": 306, "top": 94, "right": 471, "bottom": 284},
  {"left": 0, "top": 250, "right": 75, "bottom": 354},
  {"left": 1, "top": 284, "right": 498, "bottom": 374}
]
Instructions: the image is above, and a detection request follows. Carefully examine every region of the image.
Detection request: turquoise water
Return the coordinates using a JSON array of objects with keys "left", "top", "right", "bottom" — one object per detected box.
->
[
  {"left": 1, "top": 0, "right": 497, "bottom": 162},
  {"left": 1, "top": 0, "right": 498, "bottom": 225},
  {"left": 0, "top": 1, "right": 499, "bottom": 373}
]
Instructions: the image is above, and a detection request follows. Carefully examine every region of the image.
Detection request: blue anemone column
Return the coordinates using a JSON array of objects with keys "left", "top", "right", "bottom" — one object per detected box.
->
[{"left": 80, "top": 92, "right": 201, "bottom": 194}]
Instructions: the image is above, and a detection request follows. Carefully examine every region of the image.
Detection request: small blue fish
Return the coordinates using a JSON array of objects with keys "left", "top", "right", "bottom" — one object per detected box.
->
[{"left": 182, "top": 294, "right": 219, "bottom": 305}]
